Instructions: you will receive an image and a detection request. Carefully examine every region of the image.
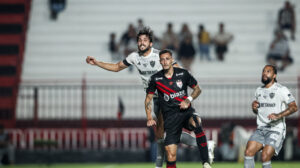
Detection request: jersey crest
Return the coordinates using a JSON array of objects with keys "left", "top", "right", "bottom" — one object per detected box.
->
[
  {"left": 150, "top": 60, "right": 155, "bottom": 67},
  {"left": 176, "top": 80, "right": 183, "bottom": 89}
]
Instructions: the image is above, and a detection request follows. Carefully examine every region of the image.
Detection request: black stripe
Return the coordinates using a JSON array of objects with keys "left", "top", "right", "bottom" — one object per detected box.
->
[{"left": 122, "top": 59, "right": 131, "bottom": 66}]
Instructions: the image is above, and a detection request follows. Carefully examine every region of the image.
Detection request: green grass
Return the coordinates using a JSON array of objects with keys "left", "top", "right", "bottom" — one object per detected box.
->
[{"left": 3, "top": 162, "right": 300, "bottom": 168}]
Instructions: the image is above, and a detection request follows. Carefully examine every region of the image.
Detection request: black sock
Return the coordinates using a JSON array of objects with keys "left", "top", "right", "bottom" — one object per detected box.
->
[
  {"left": 194, "top": 126, "right": 209, "bottom": 164},
  {"left": 167, "top": 160, "right": 176, "bottom": 168}
]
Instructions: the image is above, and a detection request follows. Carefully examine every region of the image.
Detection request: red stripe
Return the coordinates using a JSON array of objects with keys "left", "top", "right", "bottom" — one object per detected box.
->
[
  {"left": 200, "top": 142, "right": 207, "bottom": 147},
  {"left": 157, "top": 86, "right": 170, "bottom": 95},
  {"left": 148, "top": 92, "right": 154, "bottom": 94},
  {"left": 167, "top": 164, "right": 176, "bottom": 168},
  {"left": 156, "top": 82, "right": 185, "bottom": 102},
  {"left": 156, "top": 81, "right": 177, "bottom": 93},
  {"left": 196, "top": 132, "right": 205, "bottom": 138},
  {"left": 156, "top": 86, "right": 184, "bottom": 102}
]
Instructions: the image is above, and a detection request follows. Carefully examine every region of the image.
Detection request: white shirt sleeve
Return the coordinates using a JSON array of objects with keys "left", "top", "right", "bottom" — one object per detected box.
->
[
  {"left": 281, "top": 86, "right": 295, "bottom": 104},
  {"left": 124, "top": 52, "right": 136, "bottom": 65}
]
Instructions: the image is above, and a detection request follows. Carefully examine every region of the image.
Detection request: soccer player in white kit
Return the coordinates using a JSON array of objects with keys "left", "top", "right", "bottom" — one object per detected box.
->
[
  {"left": 86, "top": 27, "right": 215, "bottom": 168},
  {"left": 244, "top": 65, "right": 298, "bottom": 168}
]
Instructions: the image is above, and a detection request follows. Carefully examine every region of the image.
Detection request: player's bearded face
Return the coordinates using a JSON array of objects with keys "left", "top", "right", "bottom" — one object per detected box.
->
[
  {"left": 261, "top": 66, "right": 275, "bottom": 85},
  {"left": 138, "top": 35, "right": 152, "bottom": 55}
]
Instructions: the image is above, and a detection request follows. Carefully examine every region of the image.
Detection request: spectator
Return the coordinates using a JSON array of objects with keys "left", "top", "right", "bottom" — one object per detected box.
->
[
  {"left": 49, "top": 0, "right": 66, "bottom": 20},
  {"left": 137, "top": 18, "right": 144, "bottom": 31},
  {"left": 0, "top": 125, "right": 14, "bottom": 165},
  {"left": 197, "top": 24, "right": 211, "bottom": 61},
  {"left": 267, "top": 30, "right": 293, "bottom": 71},
  {"left": 109, "top": 33, "right": 121, "bottom": 61},
  {"left": 213, "top": 22, "right": 233, "bottom": 61},
  {"left": 278, "top": 1, "right": 296, "bottom": 40},
  {"left": 178, "top": 23, "right": 193, "bottom": 43},
  {"left": 119, "top": 24, "right": 137, "bottom": 72},
  {"left": 178, "top": 35, "right": 196, "bottom": 71},
  {"left": 162, "top": 23, "right": 179, "bottom": 52}
]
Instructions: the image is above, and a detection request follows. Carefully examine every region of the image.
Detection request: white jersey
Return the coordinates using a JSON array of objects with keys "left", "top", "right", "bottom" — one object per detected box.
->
[
  {"left": 123, "top": 48, "right": 162, "bottom": 89},
  {"left": 254, "top": 83, "right": 295, "bottom": 131}
]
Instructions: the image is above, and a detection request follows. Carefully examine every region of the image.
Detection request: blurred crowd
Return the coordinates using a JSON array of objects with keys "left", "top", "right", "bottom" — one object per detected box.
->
[
  {"left": 108, "top": 19, "right": 234, "bottom": 71},
  {"left": 108, "top": 1, "right": 296, "bottom": 72}
]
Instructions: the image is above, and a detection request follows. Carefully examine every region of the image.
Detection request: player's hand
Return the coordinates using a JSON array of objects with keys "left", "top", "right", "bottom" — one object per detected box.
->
[
  {"left": 268, "top": 113, "right": 281, "bottom": 121},
  {"left": 179, "top": 99, "right": 190, "bottom": 110},
  {"left": 252, "top": 100, "right": 259, "bottom": 111},
  {"left": 86, "top": 56, "right": 97, "bottom": 65},
  {"left": 147, "top": 119, "right": 156, "bottom": 127}
]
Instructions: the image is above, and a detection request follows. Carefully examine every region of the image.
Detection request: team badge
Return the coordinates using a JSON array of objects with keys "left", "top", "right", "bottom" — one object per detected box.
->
[
  {"left": 176, "top": 80, "right": 183, "bottom": 89},
  {"left": 169, "top": 81, "right": 173, "bottom": 85},
  {"left": 269, "top": 93, "right": 275, "bottom": 99},
  {"left": 150, "top": 60, "right": 155, "bottom": 67},
  {"left": 164, "top": 93, "right": 170, "bottom": 101}
]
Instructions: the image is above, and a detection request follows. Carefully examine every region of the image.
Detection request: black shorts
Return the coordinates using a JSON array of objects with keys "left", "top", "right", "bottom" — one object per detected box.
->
[
  {"left": 163, "top": 108, "right": 194, "bottom": 146},
  {"left": 267, "top": 54, "right": 293, "bottom": 63},
  {"left": 215, "top": 45, "right": 227, "bottom": 54}
]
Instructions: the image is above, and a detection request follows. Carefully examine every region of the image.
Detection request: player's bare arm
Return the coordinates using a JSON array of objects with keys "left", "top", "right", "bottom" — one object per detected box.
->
[
  {"left": 145, "top": 93, "right": 156, "bottom": 126},
  {"left": 86, "top": 56, "right": 128, "bottom": 72},
  {"left": 268, "top": 101, "right": 298, "bottom": 120},
  {"left": 252, "top": 100, "right": 259, "bottom": 114},
  {"left": 180, "top": 85, "right": 201, "bottom": 110}
]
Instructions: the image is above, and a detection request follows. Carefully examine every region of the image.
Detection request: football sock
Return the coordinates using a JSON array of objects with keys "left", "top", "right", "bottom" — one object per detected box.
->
[
  {"left": 262, "top": 161, "right": 271, "bottom": 168},
  {"left": 194, "top": 126, "right": 209, "bottom": 164},
  {"left": 166, "top": 161, "right": 176, "bottom": 168},
  {"left": 244, "top": 156, "right": 255, "bottom": 168},
  {"left": 180, "top": 132, "right": 197, "bottom": 146},
  {"left": 156, "top": 138, "right": 165, "bottom": 168}
]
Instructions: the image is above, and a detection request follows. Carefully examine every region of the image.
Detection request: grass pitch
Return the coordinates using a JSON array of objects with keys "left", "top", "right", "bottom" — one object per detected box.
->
[{"left": 3, "top": 162, "right": 300, "bottom": 168}]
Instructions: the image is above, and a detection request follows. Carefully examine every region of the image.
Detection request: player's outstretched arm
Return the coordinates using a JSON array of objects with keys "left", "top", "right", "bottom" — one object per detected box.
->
[
  {"left": 86, "top": 56, "right": 128, "bottom": 72},
  {"left": 145, "top": 93, "right": 156, "bottom": 127},
  {"left": 268, "top": 101, "right": 298, "bottom": 120}
]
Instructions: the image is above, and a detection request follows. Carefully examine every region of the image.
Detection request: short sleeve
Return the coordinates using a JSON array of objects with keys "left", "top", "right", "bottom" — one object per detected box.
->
[
  {"left": 281, "top": 86, "right": 295, "bottom": 104},
  {"left": 146, "top": 75, "right": 157, "bottom": 94},
  {"left": 186, "top": 71, "right": 198, "bottom": 88},
  {"left": 123, "top": 53, "right": 135, "bottom": 66}
]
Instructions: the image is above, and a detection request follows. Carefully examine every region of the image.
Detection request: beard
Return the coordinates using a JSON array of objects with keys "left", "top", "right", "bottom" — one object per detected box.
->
[
  {"left": 138, "top": 45, "right": 151, "bottom": 55},
  {"left": 261, "top": 76, "right": 272, "bottom": 85}
]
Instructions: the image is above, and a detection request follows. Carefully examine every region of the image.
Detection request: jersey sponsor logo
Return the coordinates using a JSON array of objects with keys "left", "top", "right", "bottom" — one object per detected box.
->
[
  {"left": 260, "top": 103, "right": 276, "bottom": 107},
  {"left": 270, "top": 93, "right": 275, "bottom": 99},
  {"left": 176, "top": 80, "right": 183, "bottom": 89},
  {"left": 164, "top": 93, "right": 170, "bottom": 101},
  {"left": 150, "top": 60, "right": 155, "bottom": 67},
  {"left": 138, "top": 70, "right": 158, "bottom": 75},
  {"left": 170, "top": 90, "right": 185, "bottom": 99},
  {"left": 155, "top": 77, "right": 163, "bottom": 80},
  {"left": 175, "top": 72, "right": 184, "bottom": 76}
]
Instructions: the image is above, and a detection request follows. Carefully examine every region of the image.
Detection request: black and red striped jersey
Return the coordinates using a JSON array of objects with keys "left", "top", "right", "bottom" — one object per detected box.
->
[{"left": 146, "top": 67, "right": 197, "bottom": 114}]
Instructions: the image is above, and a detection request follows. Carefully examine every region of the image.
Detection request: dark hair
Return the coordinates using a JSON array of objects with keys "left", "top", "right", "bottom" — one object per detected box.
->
[
  {"left": 265, "top": 64, "right": 277, "bottom": 82},
  {"left": 136, "top": 27, "right": 153, "bottom": 42},
  {"left": 159, "top": 49, "right": 173, "bottom": 57}
]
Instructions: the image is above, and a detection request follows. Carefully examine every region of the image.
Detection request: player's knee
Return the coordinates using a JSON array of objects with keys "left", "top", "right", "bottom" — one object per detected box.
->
[
  {"left": 166, "top": 152, "right": 176, "bottom": 162},
  {"left": 244, "top": 148, "right": 255, "bottom": 157},
  {"left": 261, "top": 151, "right": 272, "bottom": 162}
]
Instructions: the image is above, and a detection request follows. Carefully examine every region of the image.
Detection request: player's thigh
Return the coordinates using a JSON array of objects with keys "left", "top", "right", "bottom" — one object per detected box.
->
[
  {"left": 245, "top": 140, "right": 263, "bottom": 156},
  {"left": 264, "top": 129, "right": 285, "bottom": 156},
  {"left": 261, "top": 145, "right": 275, "bottom": 161}
]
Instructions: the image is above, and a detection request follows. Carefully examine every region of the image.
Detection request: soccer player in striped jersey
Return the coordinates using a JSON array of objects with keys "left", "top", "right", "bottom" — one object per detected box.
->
[{"left": 145, "top": 49, "right": 212, "bottom": 168}]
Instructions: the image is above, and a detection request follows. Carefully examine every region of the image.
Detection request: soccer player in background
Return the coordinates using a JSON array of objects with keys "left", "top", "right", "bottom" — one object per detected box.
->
[
  {"left": 86, "top": 27, "right": 214, "bottom": 168},
  {"left": 145, "top": 49, "right": 212, "bottom": 168},
  {"left": 244, "top": 65, "right": 298, "bottom": 168}
]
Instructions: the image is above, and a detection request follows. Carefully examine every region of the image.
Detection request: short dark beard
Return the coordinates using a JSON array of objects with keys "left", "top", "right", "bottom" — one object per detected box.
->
[
  {"left": 261, "top": 76, "right": 272, "bottom": 85},
  {"left": 138, "top": 46, "right": 151, "bottom": 55}
]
